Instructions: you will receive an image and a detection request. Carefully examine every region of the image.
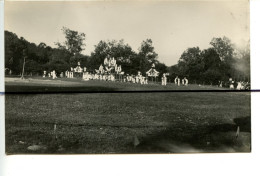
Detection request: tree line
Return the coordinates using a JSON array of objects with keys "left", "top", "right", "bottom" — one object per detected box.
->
[
  {"left": 5, "top": 27, "right": 250, "bottom": 85},
  {"left": 5, "top": 28, "right": 167, "bottom": 78},
  {"left": 169, "top": 37, "right": 250, "bottom": 85}
]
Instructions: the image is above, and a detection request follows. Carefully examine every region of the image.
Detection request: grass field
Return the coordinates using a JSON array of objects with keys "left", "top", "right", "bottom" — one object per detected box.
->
[
  {"left": 5, "top": 77, "right": 251, "bottom": 154},
  {"left": 5, "top": 76, "right": 226, "bottom": 92}
]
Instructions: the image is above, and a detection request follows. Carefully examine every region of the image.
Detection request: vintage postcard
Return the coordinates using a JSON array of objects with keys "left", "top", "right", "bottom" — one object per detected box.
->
[{"left": 4, "top": 0, "right": 250, "bottom": 154}]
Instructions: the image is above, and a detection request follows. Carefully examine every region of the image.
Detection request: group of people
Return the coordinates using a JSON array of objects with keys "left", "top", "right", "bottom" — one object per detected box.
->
[
  {"left": 65, "top": 66, "right": 85, "bottom": 78},
  {"left": 228, "top": 79, "right": 250, "bottom": 90},
  {"left": 82, "top": 72, "right": 115, "bottom": 81},
  {"left": 42, "top": 69, "right": 187, "bottom": 87},
  {"left": 218, "top": 78, "right": 250, "bottom": 90},
  {"left": 42, "top": 59, "right": 172, "bottom": 86},
  {"left": 126, "top": 74, "right": 149, "bottom": 85},
  {"left": 65, "top": 70, "right": 74, "bottom": 78},
  {"left": 82, "top": 71, "right": 150, "bottom": 85},
  {"left": 43, "top": 70, "right": 59, "bottom": 79},
  {"left": 174, "top": 76, "right": 189, "bottom": 86},
  {"left": 236, "top": 81, "right": 250, "bottom": 90}
]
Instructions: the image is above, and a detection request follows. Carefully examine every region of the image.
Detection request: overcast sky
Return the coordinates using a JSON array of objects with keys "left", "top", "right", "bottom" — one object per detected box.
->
[{"left": 5, "top": 1, "right": 249, "bottom": 66}]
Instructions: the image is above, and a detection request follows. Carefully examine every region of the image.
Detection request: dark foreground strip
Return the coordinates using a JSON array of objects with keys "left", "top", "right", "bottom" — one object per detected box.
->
[{"left": 1, "top": 89, "right": 256, "bottom": 95}]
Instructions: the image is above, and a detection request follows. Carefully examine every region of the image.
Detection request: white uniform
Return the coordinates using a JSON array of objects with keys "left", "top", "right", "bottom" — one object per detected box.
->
[
  {"left": 111, "top": 75, "right": 115, "bottom": 81},
  {"left": 132, "top": 77, "right": 136, "bottom": 83},
  {"left": 127, "top": 76, "right": 130, "bottom": 82},
  {"left": 52, "top": 70, "right": 57, "bottom": 79},
  {"left": 135, "top": 76, "right": 139, "bottom": 83},
  {"left": 145, "top": 77, "right": 148, "bottom": 84},
  {"left": 237, "top": 82, "right": 242, "bottom": 90},
  {"left": 184, "top": 78, "right": 188, "bottom": 86},
  {"left": 161, "top": 74, "right": 167, "bottom": 86},
  {"left": 174, "top": 77, "right": 178, "bottom": 84},
  {"left": 230, "top": 81, "right": 234, "bottom": 89}
]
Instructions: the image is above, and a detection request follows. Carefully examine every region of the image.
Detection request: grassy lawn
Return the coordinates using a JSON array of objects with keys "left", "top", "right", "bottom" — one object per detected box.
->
[
  {"left": 5, "top": 78, "right": 251, "bottom": 154},
  {"left": 5, "top": 76, "right": 227, "bottom": 93}
]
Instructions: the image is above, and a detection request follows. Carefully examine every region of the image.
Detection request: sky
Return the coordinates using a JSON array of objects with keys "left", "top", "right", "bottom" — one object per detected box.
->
[{"left": 4, "top": 0, "right": 249, "bottom": 66}]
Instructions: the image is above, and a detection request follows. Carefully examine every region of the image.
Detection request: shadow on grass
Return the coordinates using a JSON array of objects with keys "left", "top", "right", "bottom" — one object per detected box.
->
[
  {"left": 5, "top": 116, "right": 251, "bottom": 154},
  {"left": 133, "top": 116, "right": 251, "bottom": 153}
]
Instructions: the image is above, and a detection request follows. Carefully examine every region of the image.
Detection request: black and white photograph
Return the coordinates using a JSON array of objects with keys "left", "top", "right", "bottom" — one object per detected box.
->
[{"left": 3, "top": 0, "right": 251, "bottom": 155}]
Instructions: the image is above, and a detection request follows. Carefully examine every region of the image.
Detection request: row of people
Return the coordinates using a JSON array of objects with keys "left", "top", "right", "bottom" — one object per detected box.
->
[
  {"left": 229, "top": 81, "right": 250, "bottom": 90},
  {"left": 43, "top": 70, "right": 58, "bottom": 79},
  {"left": 85, "top": 72, "right": 168, "bottom": 86},
  {"left": 82, "top": 72, "right": 151, "bottom": 85},
  {"left": 43, "top": 70, "right": 183, "bottom": 87},
  {"left": 174, "top": 76, "right": 188, "bottom": 86},
  {"left": 82, "top": 72, "right": 149, "bottom": 85},
  {"left": 218, "top": 79, "right": 250, "bottom": 90},
  {"left": 83, "top": 72, "right": 116, "bottom": 81},
  {"left": 126, "top": 74, "right": 149, "bottom": 84},
  {"left": 236, "top": 81, "right": 250, "bottom": 90}
]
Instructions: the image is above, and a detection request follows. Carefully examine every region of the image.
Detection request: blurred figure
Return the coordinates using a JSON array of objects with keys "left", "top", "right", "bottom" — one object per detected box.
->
[
  {"left": 184, "top": 77, "right": 188, "bottom": 86},
  {"left": 52, "top": 70, "right": 57, "bottom": 79},
  {"left": 174, "top": 76, "right": 180, "bottom": 86},
  {"left": 43, "top": 70, "right": 47, "bottom": 78},
  {"left": 161, "top": 73, "right": 167, "bottom": 86},
  {"left": 174, "top": 76, "right": 178, "bottom": 85},
  {"left": 230, "top": 81, "right": 234, "bottom": 89},
  {"left": 218, "top": 80, "right": 223, "bottom": 87},
  {"left": 237, "top": 81, "right": 242, "bottom": 90}
]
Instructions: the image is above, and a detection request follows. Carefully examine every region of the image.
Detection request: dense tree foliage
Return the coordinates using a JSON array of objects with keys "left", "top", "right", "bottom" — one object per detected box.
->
[
  {"left": 5, "top": 31, "right": 73, "bottom": 75},
  {"left": 5, "top": 29, "right": 250, "bottom": 85},
  {"left": 55, "top": 27, "right": 86, "bottom": 55},
  {"left": 88, "top": 40, "right": 136, "bottom": 73},
  {"left": 5, "top": 30, "right": 167, "bottom": 77},
  {"left": 88, "top": 39, "right": 167, "bottom": 75},
  {"left": 170, "top": 36, "right": 250, "bottom": 85}
]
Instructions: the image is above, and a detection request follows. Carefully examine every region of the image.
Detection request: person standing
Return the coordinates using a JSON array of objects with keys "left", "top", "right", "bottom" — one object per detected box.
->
[{"left": 161, "top": 73, "right": 167, "bottom": 86}]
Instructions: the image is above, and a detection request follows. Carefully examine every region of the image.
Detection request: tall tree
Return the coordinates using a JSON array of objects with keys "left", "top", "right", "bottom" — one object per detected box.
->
[
  {"left": 177, "top": 47, "right": 203, "bottom": 82},
  {"left": 210, "top": 36, "right": 236, "bottom": 80},
  {"left": 89, "top": 40, "right": 110, "bottom": 70},
  {"left": 5, "top": 31, "right": 26, "bottom": 74},
  {"left": 138, "top": 39, "right": 158, "bottom": 74},
  {"left": 89, "top": 40, "right": 137, "bottom": 73},
  {"left": 56, "top": 27, "right": 86, "bottom": 55},
  {"left": 201, "top": 48, "right": 222, "bottom": 84},
  {"left": 210, "top": 36, "right": 234, "bottom": 63}
]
